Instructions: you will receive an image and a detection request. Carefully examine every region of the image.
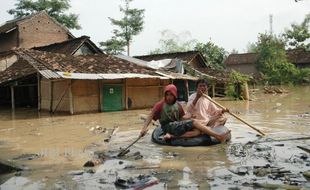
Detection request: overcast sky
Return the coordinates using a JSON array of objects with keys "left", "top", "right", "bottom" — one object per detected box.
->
[{"left": 0, "top": 0, "right": 309, "bottom": 56}]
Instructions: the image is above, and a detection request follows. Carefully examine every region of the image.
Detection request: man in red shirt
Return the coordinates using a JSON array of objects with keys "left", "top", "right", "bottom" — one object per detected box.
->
[{"left": 140, "top": 84, "right": 230, "bottom": 143}]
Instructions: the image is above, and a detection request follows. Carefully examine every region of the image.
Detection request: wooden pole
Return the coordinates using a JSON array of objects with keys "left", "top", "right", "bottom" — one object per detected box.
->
[
  {"left": 125, "top": 79, "right": 128, "bottom": 110},
  {"left": 202, "top": 93, "right": 266, "bottom": 136},
  {"left": 37, "top": 73, "right": 41, "bottom": 111},
  {"left": 212, "top": 83, "right": 215, "bottom": 98},
  {"left": 50, "top": 81, "right": 53, "bottom": 112},
  {"left": 243, "top": 82, "right": 249, "bottom": 100},
  {"left": 10, "top": 85, "right": 15, "bottom": 111},
  {"left": 69, "top": 80, "right": 74, "bottom": 115}
]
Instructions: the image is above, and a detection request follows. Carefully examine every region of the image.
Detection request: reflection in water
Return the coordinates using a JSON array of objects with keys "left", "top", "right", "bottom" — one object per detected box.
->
[{"left": 0, "top": 86, "right": 309, "bottom": 189}]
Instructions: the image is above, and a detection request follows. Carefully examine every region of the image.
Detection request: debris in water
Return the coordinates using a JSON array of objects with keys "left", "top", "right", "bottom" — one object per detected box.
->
[{"left": 114, "top": 175, "right": 159, "bottom": 189}]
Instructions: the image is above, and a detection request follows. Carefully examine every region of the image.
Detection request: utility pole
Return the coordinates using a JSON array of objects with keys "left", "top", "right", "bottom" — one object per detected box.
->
[{"left": 269, "top": 14, "right": 273, "bottom": 35}]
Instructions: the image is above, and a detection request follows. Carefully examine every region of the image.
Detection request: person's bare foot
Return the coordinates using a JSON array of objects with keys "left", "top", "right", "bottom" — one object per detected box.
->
[
  {"left": 218, "top": 130, "right": 231, "bottom": 143},
  {"left": 163, "top": 133, "right": 174, "bottom": 140}
]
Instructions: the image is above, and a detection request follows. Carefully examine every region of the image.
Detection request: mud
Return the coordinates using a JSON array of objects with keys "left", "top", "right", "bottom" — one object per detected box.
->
[{"left": 0, "top": 85, "right": 310, "bottom": 189}]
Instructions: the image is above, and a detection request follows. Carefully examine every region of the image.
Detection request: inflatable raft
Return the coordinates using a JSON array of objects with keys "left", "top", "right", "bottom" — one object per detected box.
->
[{"left": 151, "top": 125, "right": 231, "bottom": 146}]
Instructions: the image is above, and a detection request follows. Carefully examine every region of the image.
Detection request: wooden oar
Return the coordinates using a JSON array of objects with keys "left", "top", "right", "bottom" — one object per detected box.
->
[
  {"left": 117, "top": 135, "right": 143, "bottom": 157},
  {"left": 202, "top": 93, "right": 266, "bottom": 136}
]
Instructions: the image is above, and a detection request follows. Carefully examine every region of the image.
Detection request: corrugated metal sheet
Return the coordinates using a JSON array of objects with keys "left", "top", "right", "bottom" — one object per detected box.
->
[
  {"left": 39, "top": 70, "right": 61, "bottom": 79},
  {"left": 115, "top": 55, "right": 149, "bottom": 68},
  {"left": 56, "top": 72, "right": 169, "bottom": 80}
]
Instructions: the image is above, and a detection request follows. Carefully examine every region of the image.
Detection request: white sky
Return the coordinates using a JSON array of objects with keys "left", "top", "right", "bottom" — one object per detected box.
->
[{"left": 0, "top": 0, "right": 309, "bottom": 56}]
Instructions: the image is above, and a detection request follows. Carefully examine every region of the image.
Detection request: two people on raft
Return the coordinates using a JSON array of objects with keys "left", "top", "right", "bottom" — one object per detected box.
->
[{"left": 140, "top": 79, "right": 231, "bottom": 143}]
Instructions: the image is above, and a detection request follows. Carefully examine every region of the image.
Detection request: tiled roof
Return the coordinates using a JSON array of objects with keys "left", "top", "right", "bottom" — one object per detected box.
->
[
  {"left": 134, "top": 51, "right": 207, "bottom": 66},
  {"left": 224, "top": 53, "right": 258, "bottom": 65},
  {"left": 0, "top": 59, "right": 37, "bottom": 85},
  {"left": 196, "top": 67, "right": 232, "bottom": 82},
  {"left": 0, "top": 11, "right": 74, "bottom": 37},
  {"left": 225, "top": 49, "right": 310, "bottom": 65},
  {"left": 17, "top": 49, "right": 156, "bottom": 74},
  {"left": 287, "top": 48, "right": 310, "bottom": 64},
  {"left": 0, "top": 49, "right": 159, "bottom": 84},
  {"left": 33, "top": 36, "right": 103, "bottom": 55}
]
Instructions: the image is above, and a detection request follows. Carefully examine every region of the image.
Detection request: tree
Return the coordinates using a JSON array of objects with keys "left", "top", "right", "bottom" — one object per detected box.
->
[
  {"left": 255, "top": 33, "right": 301, "bottom": 84},
  {"left": 100, "top": 0, "right": 144, "bottom": 55},
  {"left": 194, "top": 41, "right": 228, "bottom": 70},
  {"left": 149, "top": 30, "right": 198, "bottom": 54},
  {"left": 99, "top": 37, "right": 126, "bottom": 55},
  {"left": 8, "top": 0, "right": 81, "bottom": 30},
  {"left": 245, "top": 42, "right": 257, "bottom": 53},
  {"left": 283, "top": 14, "right": 310, "bottom": 50}
]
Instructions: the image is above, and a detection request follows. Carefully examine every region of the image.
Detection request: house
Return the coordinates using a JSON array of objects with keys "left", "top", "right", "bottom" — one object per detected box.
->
[
  {"left": 0, "top": 49, "right": 175, "bottom": 113},
  {"left": 223, "top": 53, "right": 259, "bottom": 77},
  {"left": 0, "top": 11, "right": 74, "bottom": 52},
  {"left": 286, "top": 48, "right": 310, "bottom": 69},
  {"left": 33, "top": 35, "right": 104, "bottom": 55},
  {"left": 0, "top": 36, "right": 103, "bottom": 72},
  {"left": 116, "top": 54, "right": 198, "bottom": 101},
  {"left": 135, "top": 51, "right": 233, "bottom": 97},
  {"left": 224, "top": 48, "right": 310, "bottom": 76}
]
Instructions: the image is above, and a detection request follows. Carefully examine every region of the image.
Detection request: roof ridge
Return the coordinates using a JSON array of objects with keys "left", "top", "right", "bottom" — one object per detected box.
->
[{"left": 134, "top": 50, "right": 200, "bottom": 57}]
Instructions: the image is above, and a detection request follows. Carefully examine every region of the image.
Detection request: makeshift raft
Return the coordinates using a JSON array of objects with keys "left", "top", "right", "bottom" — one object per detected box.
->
[{"left": 152, "top": 125, "right": 231, "bottom": 146}]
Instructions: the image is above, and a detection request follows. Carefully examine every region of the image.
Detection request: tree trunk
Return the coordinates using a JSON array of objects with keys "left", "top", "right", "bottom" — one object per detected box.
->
[{"left": 127, "top": 41, "right": 130, "bottom": 56}]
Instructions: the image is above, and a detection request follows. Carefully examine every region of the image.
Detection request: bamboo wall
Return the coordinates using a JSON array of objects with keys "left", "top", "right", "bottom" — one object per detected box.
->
[
  {"left": 72, "top": 80, "right": 99, "bottom": 113},
  {"left": 40, "top": 77, "right": 172, "bottom": 114},
  {"left": 40, "top": 78, "right": 70, "bottom": 112},
  {"left": 126, "top": 78, "right": 170, "bottom": 109}
]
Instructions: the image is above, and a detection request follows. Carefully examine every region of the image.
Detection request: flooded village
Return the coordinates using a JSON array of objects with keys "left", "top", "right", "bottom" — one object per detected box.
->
[{"left": 1, "top": 1, "right": 310, "bottom": 190}]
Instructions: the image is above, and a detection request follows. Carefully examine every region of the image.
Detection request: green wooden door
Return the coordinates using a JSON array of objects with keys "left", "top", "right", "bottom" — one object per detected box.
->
[{"left": 102, "top": 85, "right": 123, "bottom": 111}]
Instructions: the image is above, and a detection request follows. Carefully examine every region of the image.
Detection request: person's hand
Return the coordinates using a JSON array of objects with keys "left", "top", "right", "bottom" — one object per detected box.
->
[
  {"left": 196, "top": 89, "right": 203, "bottom": 99},
  {"left": 222, "top": 108, "right": 229, "bottom": 113},
  {"left": 140, "top": 128, "right": 148, "bottom": 137}
]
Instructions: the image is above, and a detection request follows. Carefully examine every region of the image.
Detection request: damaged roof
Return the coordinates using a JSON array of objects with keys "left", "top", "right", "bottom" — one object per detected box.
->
[
  {"left": 0, "top": 49, "right": 163, "bottom": 84},
  {"left": 0, "top": 59, "right": 37, "bottom": 85},
  {"left": 134, "top": 51, "right": 208, "bottom": 67},
  {"left": 17, "top": 49, "right": 157, "bottom": 75},
  {"left": 33, "top": 35, "right": 103, "bottom": 55}
]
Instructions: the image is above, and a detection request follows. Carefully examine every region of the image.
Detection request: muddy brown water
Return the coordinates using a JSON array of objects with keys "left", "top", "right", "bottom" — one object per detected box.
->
[{"left": 0, "top": 85, "right": 309, "bottom": 189}]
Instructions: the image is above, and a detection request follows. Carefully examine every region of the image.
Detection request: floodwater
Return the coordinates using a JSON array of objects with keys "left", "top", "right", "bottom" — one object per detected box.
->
[{"left": 0, "top": 85, "right": 309, "bottom": 189}]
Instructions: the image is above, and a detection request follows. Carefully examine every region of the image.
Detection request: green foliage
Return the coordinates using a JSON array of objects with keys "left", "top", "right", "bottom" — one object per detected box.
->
[
  {"left": 100, "top": 0, "right": 144, "bottom": 55},
  {"left": 229, "top": 70, "right": 250, "bottom": 83},
  {"left": 225, "top": 83, "right": 237, "bottom": 98},
  {"left": 246, "top": 42, "right": 257, "bottom": 53},
  {"left": 99, "top": 37, "right": 126, "bottom": 55},
  {"left": 8, "top": 0, "right": 81, "bottom": 29},
  {"left": 255, "top": 33, "right": 304, "bottom": 84},
  {"left": 283, "top": 13, "right": 310, "bottom": 50},
  {"left": 149, "top": 30, "right": 197, "bottom": 54},
  {"left": 194, "top": 41, "right": 228, "bottom": 70}
]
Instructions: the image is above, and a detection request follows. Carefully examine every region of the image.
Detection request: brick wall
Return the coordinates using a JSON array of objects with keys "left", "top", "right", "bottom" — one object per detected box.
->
[{"left": 18, "top": 13, "right": 70, "bottom": 49}]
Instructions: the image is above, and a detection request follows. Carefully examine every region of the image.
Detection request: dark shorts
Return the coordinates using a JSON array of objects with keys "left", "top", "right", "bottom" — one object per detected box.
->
[{"left": 162, "top": 120, "right": 194, "bottom": 137}]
